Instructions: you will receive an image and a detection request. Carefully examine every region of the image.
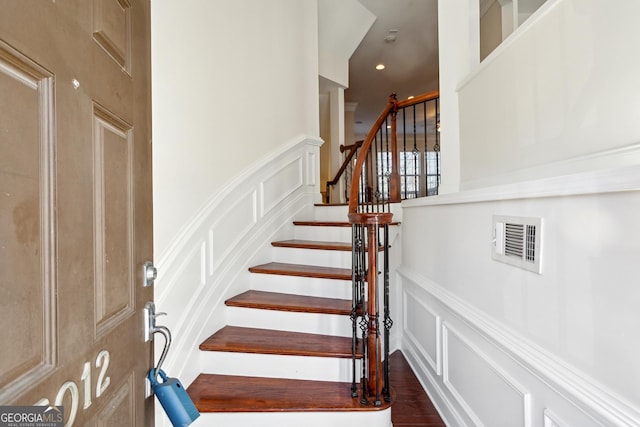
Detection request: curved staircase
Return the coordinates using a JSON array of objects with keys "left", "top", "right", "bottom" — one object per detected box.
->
[{"left": 186, "top": 204, "right": 393, "bottom": 427}]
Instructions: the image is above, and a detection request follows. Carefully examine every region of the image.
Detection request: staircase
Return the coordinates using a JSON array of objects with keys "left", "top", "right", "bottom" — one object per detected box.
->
[{"left": 186, "top": 204, "right": 393, "bottom": 427}]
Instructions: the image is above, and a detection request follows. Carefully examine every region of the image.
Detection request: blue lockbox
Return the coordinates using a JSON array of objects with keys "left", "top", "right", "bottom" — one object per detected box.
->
[{"left": 149, "top": 368, "right": 200, "bottom": 426}]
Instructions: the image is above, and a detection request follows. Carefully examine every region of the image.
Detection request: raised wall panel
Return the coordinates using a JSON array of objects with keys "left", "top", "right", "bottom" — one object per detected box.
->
[
  {"left": 93, "top": 103, "right": 134, "bottom": 337},
  {"left": 544, "top": 410, "right": 564, "bottom": 427},
  {"left": 306, "top": 151, "right": 317, "bottom": 186},
  {"left": 404, "top": 290, "right": 441, "bottom": 374},
  {"left": 0, "top": 42, "right": 56, "bottom": 399},
  {"left": 158, "top": 240, "right": 206, "bottom": 314},
  {"left": 209, "top": 190, "right": 257, "bottom": 273},
  {"left": 260, "top": 157, "right": 303, "bottom": 216},
  {"left": 443, "top": 324, "right": 530, "bottom": 427},
  {"left": 93, "top": 0, "right": 132, "bottom": 73}
]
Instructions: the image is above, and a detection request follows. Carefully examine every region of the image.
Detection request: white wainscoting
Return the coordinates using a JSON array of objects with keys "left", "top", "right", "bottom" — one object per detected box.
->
[
  {"left": 399, "top": 268, "right": 640, "bottom": 427},
  {"left": 153, "top": 135, "right": 323, "bottom": 388}
]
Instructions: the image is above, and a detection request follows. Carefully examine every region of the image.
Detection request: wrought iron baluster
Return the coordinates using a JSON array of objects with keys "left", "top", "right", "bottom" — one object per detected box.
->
[
  {"left": 402, "top": 107, "right": 407, "bottom": 200},
  {"left": 382, "top": 223, "right": 393, "bottom": 402},
  {"left": 423, "top": 99, "right": 428, "bottom": 198}
]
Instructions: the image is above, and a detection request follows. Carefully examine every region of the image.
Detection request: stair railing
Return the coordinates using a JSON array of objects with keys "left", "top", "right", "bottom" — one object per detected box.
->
[
  {"left": 325, "top": 140, "right": 363, "bottom": 204},
  {"left": 349, "top": 91, "right": 439, "bottom": 406}
]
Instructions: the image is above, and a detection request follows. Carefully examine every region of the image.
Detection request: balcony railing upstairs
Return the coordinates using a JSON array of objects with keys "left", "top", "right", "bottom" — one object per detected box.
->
[
  {"left": 327, "top": 91, "right": 440, "bottom": 205},
  {"left": 348, "top": 91, "right": 439, "bottom": 406}
]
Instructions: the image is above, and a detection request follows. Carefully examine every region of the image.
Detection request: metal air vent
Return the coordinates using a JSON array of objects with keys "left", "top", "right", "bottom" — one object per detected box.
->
[{"left": 492, "top": 215, "right": 542, "bottom": 274}]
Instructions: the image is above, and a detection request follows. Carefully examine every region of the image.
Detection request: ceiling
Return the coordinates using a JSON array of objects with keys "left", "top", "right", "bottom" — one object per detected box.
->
[{"left": 345, "top": 0, "right": 440, "bottom": 137}]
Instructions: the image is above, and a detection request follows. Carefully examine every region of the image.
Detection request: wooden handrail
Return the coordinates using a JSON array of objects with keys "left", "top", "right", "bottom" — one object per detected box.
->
[
  {"left": 396, "top": 89, "right": 440, "bottom": 109},
  {"left": 325, "top": 140, "right": 363, "bottom": 204}
]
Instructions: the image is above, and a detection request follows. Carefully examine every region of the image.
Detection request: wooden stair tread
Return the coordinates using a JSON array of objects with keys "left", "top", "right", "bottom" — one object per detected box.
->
[
  {"left": 293, "top": 220, "right": 351, "bottom": 227},
  {"left": 188, "top": 374, "right": 391, "bottom": 413},
  {"left": 249, "top": 262, "right": 351, "bottom": 280},
  {"left": 200, "top": 326, "right": 361, "bottom": 358},
  {"left": 272, "top": 239, "right": 384, "bottom": 252},
  {"left": 272, "top": 239, "right": 352, "bottom": 251},
  {"left": 225, "top": 290, "right": 351, "bottom": 315},
  {"left": 294, "top": 220, "right": 400, "bottom": 227}
]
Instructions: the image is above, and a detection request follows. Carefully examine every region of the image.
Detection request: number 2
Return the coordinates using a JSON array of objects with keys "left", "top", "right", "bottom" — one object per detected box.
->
[{"left": 95, "top": 350, "right": 111, "bottom": 398}]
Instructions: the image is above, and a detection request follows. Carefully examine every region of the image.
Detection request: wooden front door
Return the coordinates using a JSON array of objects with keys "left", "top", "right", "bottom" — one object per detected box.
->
[{"left": 0, "top": 0, "right": 153, "bottom": 425}]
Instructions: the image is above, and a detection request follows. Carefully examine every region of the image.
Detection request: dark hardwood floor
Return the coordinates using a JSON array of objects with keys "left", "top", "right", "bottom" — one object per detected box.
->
[{"left": 390, "top": 351, "right": 446, "bottom": 426}]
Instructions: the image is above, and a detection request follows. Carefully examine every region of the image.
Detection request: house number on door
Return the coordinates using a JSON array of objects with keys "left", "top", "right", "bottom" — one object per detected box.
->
[{"left": 36, "top": 350, "right": 111, "bottom": 427}]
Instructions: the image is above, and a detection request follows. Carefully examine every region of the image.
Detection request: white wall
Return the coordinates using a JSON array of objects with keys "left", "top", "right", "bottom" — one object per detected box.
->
[
  {"left": 400, "top": 172, "right": 640, "bottom": 426},
  {"left": 152, "top": 0, "right": 320, "bottom": 258},
  {"left": 317, "top": 0, "right": 375, "bottom": 87},
  {"left": 400, "top": 0, "right": 640, "bottom": 425},
  {"left": 437, "top": 0, "right": 480, "bottom": 194},
  {"left": 459, "top": 0, "right": 640, "bottom": 189}
]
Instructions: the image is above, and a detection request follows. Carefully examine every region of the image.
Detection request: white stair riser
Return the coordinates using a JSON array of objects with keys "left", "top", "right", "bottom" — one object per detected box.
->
[
  {"left": 312, "top": 205, "right": 349, "bottom": 222},
  {"left": 294, "top": 226, "right": 352, "bottom": 242},
  {"left": 199, "top": 351, "right": 360, "bottom": 382},
  {"left": 250, "top": 274, "right": 352, "bottom": 300},
  {"left": 271, "top": 246, "right": 352, "bottom": 268},
  {"left": 226, "top": 307, "right": 353, "bottom": 337},
  {"left": 190, "top": 409, "right": 392, "bottom": 427}
]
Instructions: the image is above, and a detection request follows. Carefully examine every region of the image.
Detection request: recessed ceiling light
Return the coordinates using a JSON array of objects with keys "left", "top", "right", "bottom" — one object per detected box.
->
[
  {"left": 375, "top": 64, "right": 385, "bottom": 70},
  {"left": 407, "top": 95, "right": 415, "bottom": 100}
]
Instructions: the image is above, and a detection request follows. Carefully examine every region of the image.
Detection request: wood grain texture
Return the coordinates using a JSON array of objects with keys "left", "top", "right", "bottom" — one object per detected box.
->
[
  {"left": 389, "top": 351, "right": 446, "bottom": 426},
  {"left": 293, "top": 220, "right": 401, "bottom": 227},
  {"left": 225, "top": 290, "right": 352, "bottom": 315},
  {"left": 199, "top": 326, "right": 361, "bottom": 358},
  {"left": 188, "top": 374, "right": 391, "bottom": 412},
  {"left": 187, "top": 351, "right": 445, "bottom": 424},
  {"left": 293, "top": 220, "right": 352, "bottom": 227},
  {"left": 271, "top": 239, "right": 353, "bottom": 251},
  {"left": 272, "top": 239, "right": 384, "bottom": 252},
  {"left": 248, "top": 262, "right": 352, "bottom": 280}
]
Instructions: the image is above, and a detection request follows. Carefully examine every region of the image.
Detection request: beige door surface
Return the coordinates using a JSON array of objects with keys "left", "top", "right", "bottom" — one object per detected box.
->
[{"left": 0, "top": 0, "right": 153, "bottom": 425}]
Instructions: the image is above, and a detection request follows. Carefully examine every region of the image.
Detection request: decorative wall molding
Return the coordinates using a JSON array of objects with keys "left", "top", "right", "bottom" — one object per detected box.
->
[
  {"left": 398, "top": 267, "right": 640, "bottom": 427},
  {"left": 403, "top": 158, "right": 640, "bottom": 209},
  {"left": 442, "top": 322, "right": 530, "bottom": 427},
  {"left": 154, "top": 135, "right": 322, "bottom": 389},
  {"left": 403, "top": 290, "right": 441, "bottom": 375},
  {"left": 156, "top": 134, "right": 322, "bottom": 271}
]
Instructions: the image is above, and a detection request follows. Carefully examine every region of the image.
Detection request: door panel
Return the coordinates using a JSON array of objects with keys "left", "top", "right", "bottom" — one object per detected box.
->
[
  {"left": 0, "top": 1, "right": 153, "bottom": 425},
  {"left": 0, "top": 39, "right": 56, "bottom": 396}
]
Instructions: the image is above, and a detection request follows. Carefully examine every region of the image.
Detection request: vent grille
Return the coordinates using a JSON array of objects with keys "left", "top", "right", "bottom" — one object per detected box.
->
[
  {"left": 504, "top": 223, "right": 524, "bottom": 259},
  {"left": 493, "top": 216, "right": 542, "bottom": 274}
]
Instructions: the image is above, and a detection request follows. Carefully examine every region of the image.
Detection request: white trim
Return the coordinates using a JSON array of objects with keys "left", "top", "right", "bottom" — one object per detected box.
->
[
  {"left": 442, "top": 322, "right": 531, "bottom": 427},
  {"left": 397, "top": 267, "right": 640, "bottom": 426},
  {"left": 402, "top": 156, "right": 640, "bottom": 208},
  {"left": 403, "top": 288, "right": 442, "bottom": 375}
]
